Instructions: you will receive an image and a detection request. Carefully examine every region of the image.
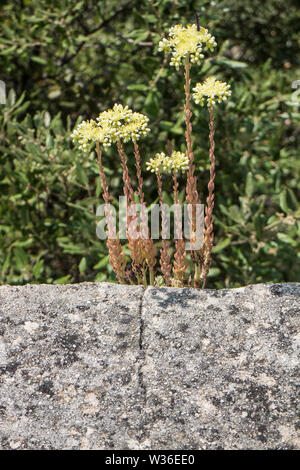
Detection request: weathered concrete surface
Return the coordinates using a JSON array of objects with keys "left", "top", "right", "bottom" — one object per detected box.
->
[
  {"left": 0, "top": 282, "right": 299, "bottom": 450},
  {"left": 141, "top": 283, "right": 300, "bottom": 450},
  {"left": 0, "top": 283, "right": 144, "bottom": 450}
]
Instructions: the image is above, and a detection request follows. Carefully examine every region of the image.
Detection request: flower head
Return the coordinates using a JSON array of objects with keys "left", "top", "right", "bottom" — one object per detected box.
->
[
  {"left": 192, "top": 76, "right": 231, "bottom": 107},
  {"left": 71, "top": 119, "right": 111, "bottom": 151},
  {"left": 146, "top": 151, "right": 188, "bottom": 174},
  {"left": 96, "top": 104, "right": 150, "bottom": 143},
  {"left": 164, "top": 151, "right": 189, "bottom": 174},
  {"left": 158, "top": 24, "right": 216, "bottom": 69},
  {"left": 146, "top": 152, "right": 165, "bottom": 174}
]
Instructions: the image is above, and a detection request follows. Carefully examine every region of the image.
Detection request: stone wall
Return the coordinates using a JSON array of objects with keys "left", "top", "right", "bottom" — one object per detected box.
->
[{"left": 0, "top": 282, "right": 299, "bottom": 450}]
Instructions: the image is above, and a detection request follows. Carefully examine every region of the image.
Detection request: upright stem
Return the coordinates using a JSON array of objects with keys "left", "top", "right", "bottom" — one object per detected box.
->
[
  {"left": 184, "top": 55, "right": 199, "bottom": 207},
  {"left": 133, "top": 139, "right": 147, "bottom": 239},
  {"left": 95, "top": 142, "right": 126, "bottom": 283},
  {"left": 116, "top": 139, "right": 155, "bottom": 286},
  {"left": 117, "top": 139, "right": 134, "bottom": 207},
  {"left": 157, "top": 170, "right": 171, "bottom": 285},
  {"left": 173, "top": 172, "right": 178, "bottom": 204},
  {"left": 184, "top": 55, "right": 200, "bottom": 286},
  {"left": 172, "top": 172, "right": 187, "bottom": 287},
  {"left": 96, "top": 142, "right": 110, "bottom": 206},
  {"left": 201, "top": 106, "right": 216, "bottom": 288},
  {"left": 149, "top": 268, "right": 154, "bottom": 286},
  {"left": 133, "top": 140, "right": 156, "bottom": 284},
  {"left": 116, "top": 139, "right": 140, "bottom": 282},
  {"left": 184, "top": 56, "right": 192, "bottom": 171},
  {"left": 133, "top": 140, "right": 144, "bottom": 205},
  {"left": 142, "top": 268, "right": 147, "bottom": 288}
]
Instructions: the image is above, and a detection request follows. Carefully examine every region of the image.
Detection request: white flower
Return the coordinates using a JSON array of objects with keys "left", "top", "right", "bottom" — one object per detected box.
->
[
  {"left": 146, "top": 151, "right": 188, "bottom": 174},
  {"left": 96, "top": 104, "right": 150, "bottom": 143},
  {"left": 193, "top": 76, "right": 231, "bottom": 107},
  {"left": 158, "top": 24, "right": 217, "bottom": 69}
]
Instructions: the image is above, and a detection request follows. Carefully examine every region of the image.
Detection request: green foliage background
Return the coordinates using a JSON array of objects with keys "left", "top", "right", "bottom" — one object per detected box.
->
[{"left": 0, "top": 0, "right": 299, "bottom": 287}]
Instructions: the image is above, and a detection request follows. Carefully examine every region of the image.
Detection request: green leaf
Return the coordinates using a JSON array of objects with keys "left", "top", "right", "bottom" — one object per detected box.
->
[
  {"left": 58, "top": 238, "right": 86, "bottom": 254},
  {"left": 215, "top": 58, "right": 248, "bottom": 69},
  {"left": 160, "top": 121, "right": 182, "bottom": 135},
  {"left": 277, "top": 233, "right": 297, "bottom": 246},
  {"left": 93, "top": 255, "right": 109, "bottom": 269},
  {"left": 48, "top": 87, "right": 61, "bottom": 99},
  {"left": 1, "top": 252, "right": 11, "bottom": 276},
  {"left": 245, "top": 172, "right": 255, "bottom": 197},
  {"left": 11, "top": 239, "right": 33, "bottom": 248},
  {"left": 44, "top": 111, "right": 51, "bottom": 127},
  {"left": 279, "top": 188, "right": 298, "bottom": 213},
  {"left": 79, "top": 256, "right": 87, "bottom": 273},
  {"left": 54, "top": 275, "right": 72, "bottom": 284},
  {"left": 14, "top": 247, "right": 28, "bottom": 270},
  {"left": 127, "top": 84, "right": 148, "bottom": 92},
  {"left": 76, "top": 163, "right": 88, "bottom": 186},
  {"left": 31, "top": 56, "right": 47, "bottom": 65},
  {"left": 207, "top": 267, "right": 221, "bottom": 277},
  {"left": 212, "top": 238, "right": 231, "bottom": 253},
  {"left": 7, "top": 88, "right": 16, "bottom": 106},
  {"left": 33, "top": 259, "right": 44, "bottom": 279}
]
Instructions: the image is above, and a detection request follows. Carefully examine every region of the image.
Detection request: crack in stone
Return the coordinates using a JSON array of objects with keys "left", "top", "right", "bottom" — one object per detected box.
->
[
  {"left": 137, "top": 287, "right": 147, "bottom": 404},
  {"left": 0, "top": 283, "right": 299, "bottom": 449}
]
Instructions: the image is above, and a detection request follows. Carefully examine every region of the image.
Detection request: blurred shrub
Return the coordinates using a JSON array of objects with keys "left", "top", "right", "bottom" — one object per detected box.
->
[{"left": 0, "top": 0, "right": 299, "bottom": 286}]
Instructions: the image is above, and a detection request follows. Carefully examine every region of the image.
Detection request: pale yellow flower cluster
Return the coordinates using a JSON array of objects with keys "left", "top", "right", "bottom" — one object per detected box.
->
[
  {"left": 192, "top": 76, "right": 231, "bottom": 107},
  {"left": 146, "top": 151, "right": 188, "bottom": 174},
  {"left": 71, "top": 104, "right": 150, "bottom": 152},
  {"left": 70, "top": 120, "right": 111, "bottom": 151},
  {"left": 158, "top": 24, "right": 216, "bottom": 69},
  {"left": 97, "top": 104, "right": 150, "bottom": 143},
  {"left": 164, "top": 151, "right": 189, "bottom": 173},
  {"left": 146, "top": 152, "right": 165, "bottom": 174}
]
